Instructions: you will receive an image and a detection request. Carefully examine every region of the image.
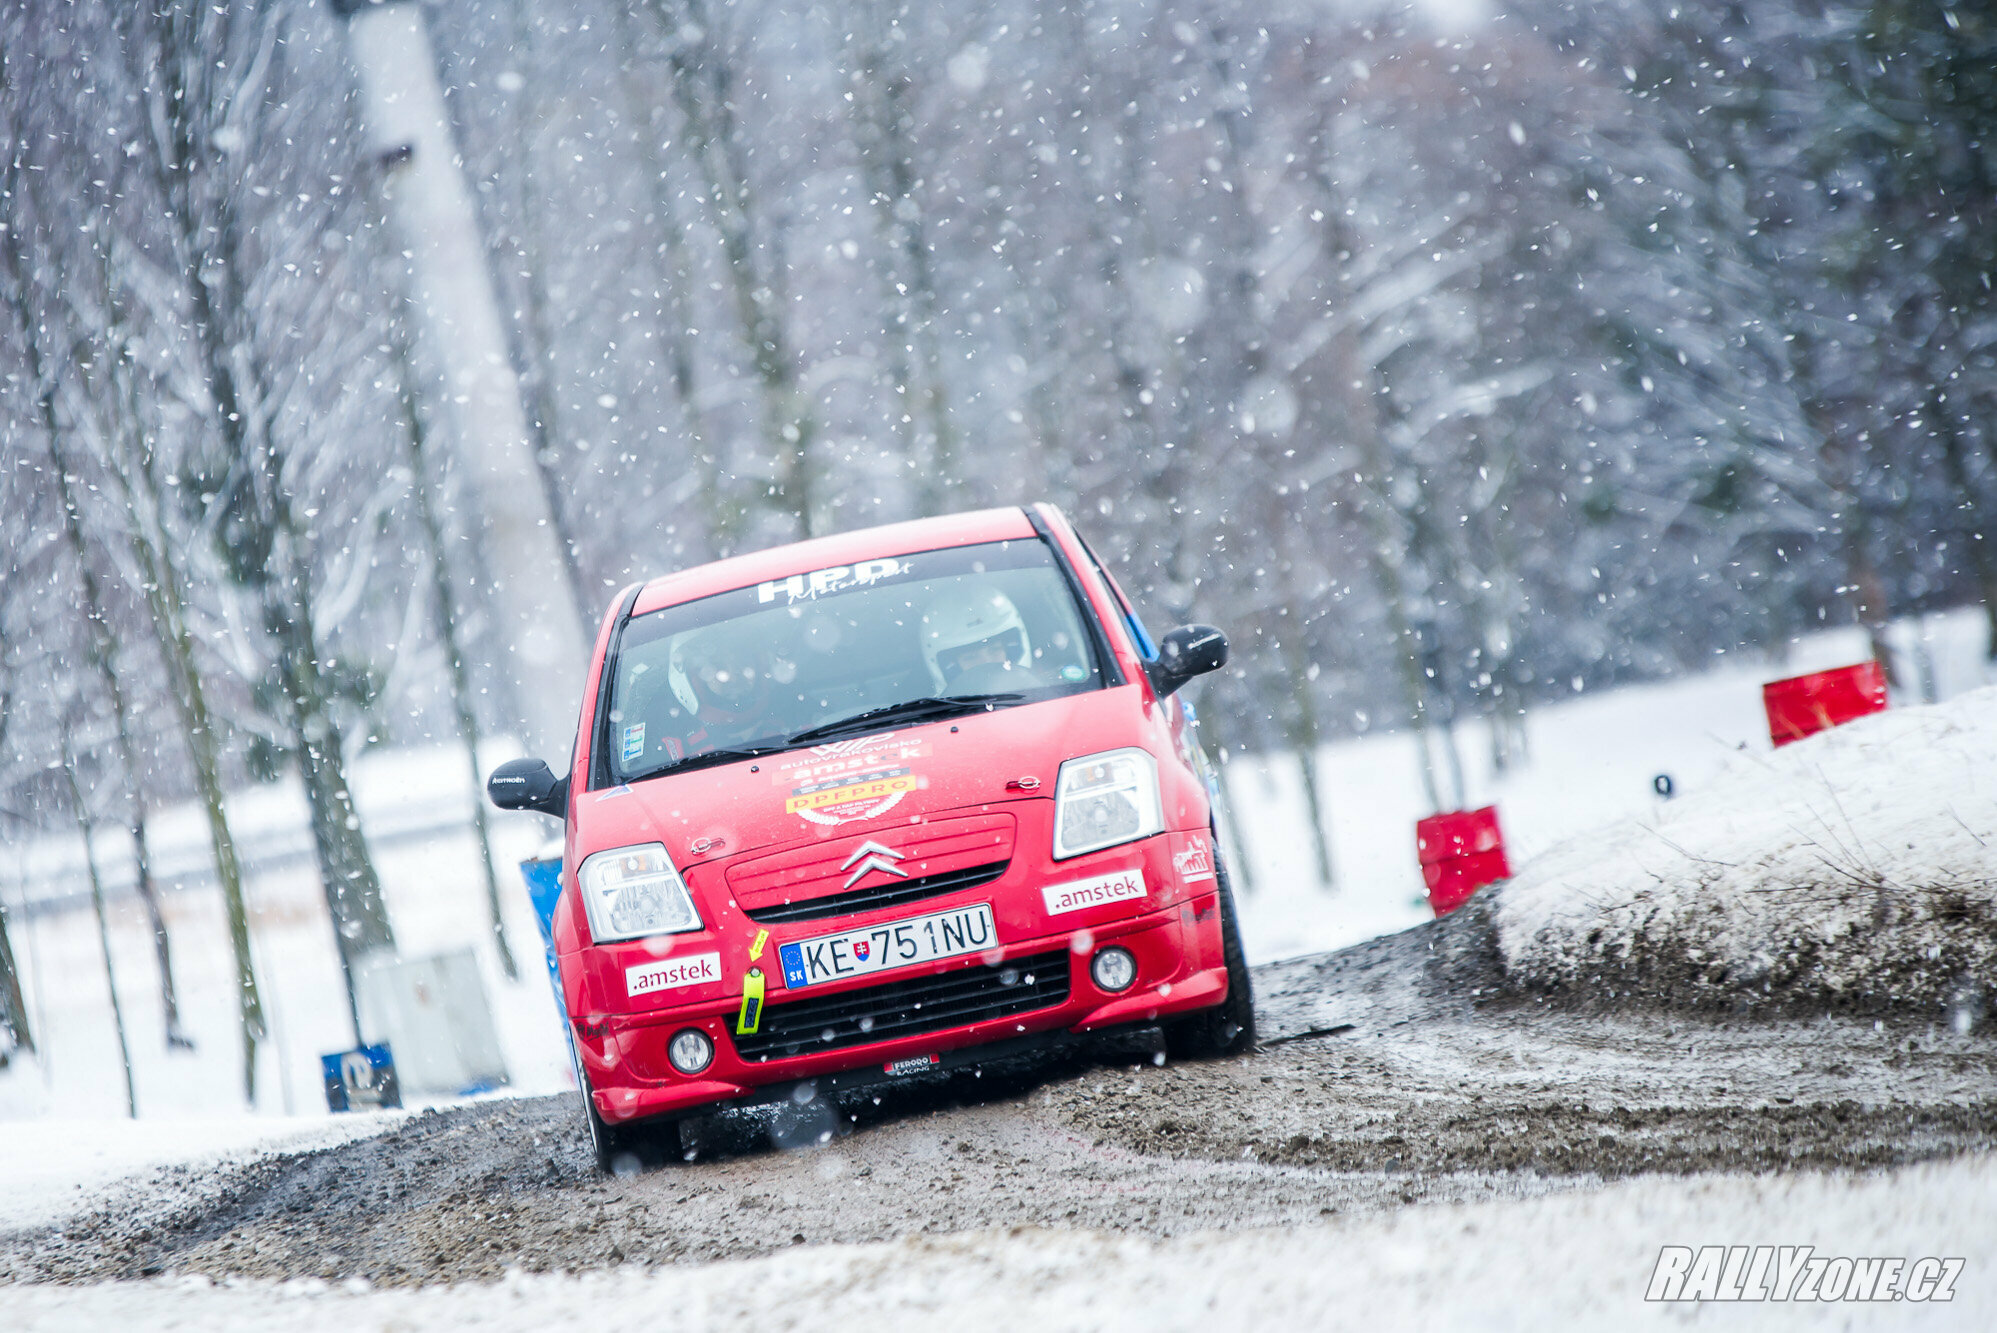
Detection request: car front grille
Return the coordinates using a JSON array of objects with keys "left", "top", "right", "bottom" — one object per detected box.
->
[
  {"left": 740, "top": 861, "right": 1008, "bottom": 924},
  {"left": 732, "top": 950, "right": 1070, "bottom": 1062}
]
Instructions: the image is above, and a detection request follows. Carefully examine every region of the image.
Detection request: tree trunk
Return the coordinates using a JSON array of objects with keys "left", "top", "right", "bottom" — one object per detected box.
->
[
  {"left": 1278, "top": 631, "right": 1336, "bottom": 889},
  {"left": 44, "top": 433, "right": 192, "bottom": 1050},
  {"left": 103, "top": 428, "right": 265, "bottom": 1102},
  {"left": 144, "top": 4, "right": 400, "bottom": 1032},
  {"left": 269, "top": 587, "right": 396, "bottom": 1041},
  {"left": 394, "top": 330, "right": 519, "bottom": 981},
  {"left": 336, "top": 0, "right": 590, "bottom": 757},
  {"left": 847, "top": 8, "right": 957, "bottom": 514},
  {"left": 0, "top": 123, "right": 191, "bottom": 1056},
  {"left": 0, "top": 885, "right": 33, "bottom": 1058},
  {"left": 608, "top": 0, "right": 733, "bottom": 546},
  {"left": 1933, "top": 396, "right": 1997, "bottom": 661},
  {"left": 489, "top": 0, "right": 592, "bottom": 617},
  {"left": 61, "top": 742, "right": 138, "bottom": 1119},
  {"left": 650, "top": 0, "right": 814, "bottom": 535}
]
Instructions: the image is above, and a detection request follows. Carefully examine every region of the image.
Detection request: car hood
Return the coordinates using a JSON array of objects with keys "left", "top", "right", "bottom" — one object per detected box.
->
[{"left": 573, "top": 687, "right": 1147, "bottom": 872}]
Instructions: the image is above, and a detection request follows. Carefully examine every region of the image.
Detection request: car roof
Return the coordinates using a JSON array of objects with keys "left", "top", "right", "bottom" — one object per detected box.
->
[{"left": 630, "top": 506, "right": 1040, "bottom": 616}]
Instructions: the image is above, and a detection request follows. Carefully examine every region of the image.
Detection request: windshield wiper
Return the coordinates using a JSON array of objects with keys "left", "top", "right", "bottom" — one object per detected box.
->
[
  {"left": 786, "top": 693, "right": 1024, "bottom": 745},
  {"left": 625, "top": 743, "right": 791, "bottom": 783}
]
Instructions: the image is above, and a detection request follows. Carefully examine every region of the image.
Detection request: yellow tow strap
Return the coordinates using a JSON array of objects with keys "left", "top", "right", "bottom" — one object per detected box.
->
[{"left": 737, "top": 967, "right": 766, "bottom": 1035}]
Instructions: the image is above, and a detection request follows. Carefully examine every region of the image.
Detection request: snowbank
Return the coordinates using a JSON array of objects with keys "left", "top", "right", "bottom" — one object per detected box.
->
[{"left": 1493, "top": 685, "right": 1997, "bottom": 1015}]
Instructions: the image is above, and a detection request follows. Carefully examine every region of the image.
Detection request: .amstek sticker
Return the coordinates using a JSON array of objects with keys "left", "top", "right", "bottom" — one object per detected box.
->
[
  {"left": 1042, "top": 868, "right": 1147, "bottom": 915},
  {"left": 625, "top": 952, "right": 721, "bottom": 999}
]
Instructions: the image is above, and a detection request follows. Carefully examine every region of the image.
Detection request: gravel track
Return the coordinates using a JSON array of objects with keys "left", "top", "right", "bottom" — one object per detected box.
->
[{"left": 7, "top": 907, "right": 1993, "bottom": 1288}]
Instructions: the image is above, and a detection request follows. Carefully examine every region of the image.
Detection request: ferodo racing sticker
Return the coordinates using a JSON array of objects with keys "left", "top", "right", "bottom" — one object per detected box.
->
[
  {"left": 883, "top": 1054, "right": 941, "bottom": 1077},
  {"left": 777, "top": 733, "right": 930, "bottom": 827},
  {"left": 1043, "top": 868, "right": 1147, "bottom": 915},
  {"left": 626, "top": 952, "right": 721, "bottom": 999}
]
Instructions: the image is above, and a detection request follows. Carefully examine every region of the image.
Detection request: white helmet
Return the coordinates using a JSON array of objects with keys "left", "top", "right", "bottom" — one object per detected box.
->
[
  {"left": 921, "top": 589, "right": 1031, "bottom": 690},
  {"left": 668, "top": 622, "right": 770, "bottom": 717}
]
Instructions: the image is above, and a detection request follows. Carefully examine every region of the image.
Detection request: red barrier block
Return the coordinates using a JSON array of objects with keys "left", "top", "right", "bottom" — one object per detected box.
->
[
  {"left": 1762, "top": 661, "right": 1887, "bottom": 748},
  {"left": 1422, "top": 851, "right": 1510, "bottom": 916},
  {"left": 1416, "top": 806, "right": 1506, "bottom": 865},
  {"left": 1415, "top": 807, "right": 1511, "bottom": 917}
]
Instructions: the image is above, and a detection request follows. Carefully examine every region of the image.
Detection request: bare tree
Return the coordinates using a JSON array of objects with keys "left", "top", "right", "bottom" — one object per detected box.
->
[{"left": 122, "top": 1, "right": 396, "bottom": 1035}]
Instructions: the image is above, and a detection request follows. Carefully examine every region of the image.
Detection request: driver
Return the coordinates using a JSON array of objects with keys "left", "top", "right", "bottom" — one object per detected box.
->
[
  {"left": 920, "top": 589, "right": 1035, "bottom": 693},
  {"left": 668, "top": 622, "right": 782, "bottom": 753}
]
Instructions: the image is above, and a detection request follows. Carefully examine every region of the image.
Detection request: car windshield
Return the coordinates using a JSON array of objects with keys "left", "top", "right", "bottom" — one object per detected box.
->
[{"left": 603, "top": 539, "right": 1105, "bottom": 783}]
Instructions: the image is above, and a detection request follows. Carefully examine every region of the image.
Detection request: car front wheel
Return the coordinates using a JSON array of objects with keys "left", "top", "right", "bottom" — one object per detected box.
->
[
  {"left": 1164, "top": 849, "right": 1257, "bottom": 1059},
  {"left": 568, "top": 1035, "right": 682, "bottom": 1174}
]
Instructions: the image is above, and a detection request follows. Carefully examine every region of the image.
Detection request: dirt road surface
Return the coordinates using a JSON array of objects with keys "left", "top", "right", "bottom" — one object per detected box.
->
[{"left": 6, "top": 910, "right": 1993, "bottom": 1288}]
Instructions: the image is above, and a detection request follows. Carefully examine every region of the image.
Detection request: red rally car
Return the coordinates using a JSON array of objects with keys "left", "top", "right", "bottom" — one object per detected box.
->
[{"left": 489, "top": 503, "right": 1252, "bottom": 1170}]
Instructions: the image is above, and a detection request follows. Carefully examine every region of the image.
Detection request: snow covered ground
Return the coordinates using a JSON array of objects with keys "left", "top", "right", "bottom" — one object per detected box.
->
[
  {"left": 1, "top": 608, "right": 1990, "bottom": 1129},
  {"left": 1225, "top": 608, "right": 1997, "bottom": 963},
  {"left": 1496, "top": 682, "right": 1997, "bottom": 1008},
  {"left": 0, "top": 1114, "right": 404, "bottom": 1232},
  {"left": 9, "top": 1152, "right": 1991, "bottom": 1330}
]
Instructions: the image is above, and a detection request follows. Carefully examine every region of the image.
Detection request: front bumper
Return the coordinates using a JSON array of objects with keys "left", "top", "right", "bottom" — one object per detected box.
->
[{"left": 571, "top": 832, "right": 1227, "bottom": 1126}]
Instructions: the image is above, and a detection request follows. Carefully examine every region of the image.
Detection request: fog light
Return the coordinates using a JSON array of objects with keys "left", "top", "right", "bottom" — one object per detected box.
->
[
  {"left": 1090, "top": 946, "right": 1138, "bottom": 993},
  {"left": 667, "top": 1027, "right": 714, "bottom": 1075}
]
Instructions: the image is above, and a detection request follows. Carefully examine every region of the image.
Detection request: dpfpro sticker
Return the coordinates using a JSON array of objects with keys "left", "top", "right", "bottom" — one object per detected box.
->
[
  {"left": 621, "top": 723, "right": 646, "bottom": 765},
  {"left": 777, "top": 734, "right": 931, "bottom": 827},
  {"left": 1042, "top": 868, "right": 1147, "bottom": 916},
  {"left": 625, "top": 951, "right": 721, "bottom": 999}
]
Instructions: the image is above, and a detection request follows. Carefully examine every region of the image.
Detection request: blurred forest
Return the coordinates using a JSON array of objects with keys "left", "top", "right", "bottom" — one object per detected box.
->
[{"left": 1, "top": 0, "right": 1993, "bottom": 1009}]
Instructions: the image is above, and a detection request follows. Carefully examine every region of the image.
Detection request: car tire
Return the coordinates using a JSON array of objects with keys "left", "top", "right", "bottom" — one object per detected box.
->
[
  {"left": 569, "top": 1036, "right": 682, "bottom": 1174},
  {"left": 1164, "top": 850, "right": 1257, "bottom": 1060}
]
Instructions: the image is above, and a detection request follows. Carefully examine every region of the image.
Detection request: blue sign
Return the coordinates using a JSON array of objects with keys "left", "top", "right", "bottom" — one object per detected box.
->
[{"left": 321, "top": 1042, "right": 400, "bottom": 1112}]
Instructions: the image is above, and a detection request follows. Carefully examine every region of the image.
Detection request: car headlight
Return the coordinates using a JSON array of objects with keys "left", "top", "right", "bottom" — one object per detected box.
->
[
  {"left": 576, "top": 843, "right": 703, "bottom": 943},
  {"left": 1052, "top": 747, "right": 1163, "bottom": 859}
]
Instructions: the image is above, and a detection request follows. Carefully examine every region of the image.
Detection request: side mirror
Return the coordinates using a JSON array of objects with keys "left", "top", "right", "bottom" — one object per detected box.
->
[
  {"left": 1146, "top": 624, "right": 1229, "bottom": 699},
  {"left": 487, "top": 758, "right": 569, "bottom": 819}
]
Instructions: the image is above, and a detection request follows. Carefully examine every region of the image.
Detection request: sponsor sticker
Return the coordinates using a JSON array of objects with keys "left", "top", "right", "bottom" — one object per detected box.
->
[
  {"left": 625, "top": 951, "right": 721, "bottom": 999},
  {"left": 757, "top": 557, "right": 911, "bottom": 605},
  {"left": 1173, "top": 836, "right": 1216, "bottom": 883},
  {"left": 777, "top": 735, "right": 931, "bottom": 826},
  {"left": 621, "top": 723, "right": 646, "bottom": 764},
  {"left": 1042, "top": 868, "right": 1147, "bottom": 916},
  {"left": 883, "top": 1053, "right": 941, "bottom": 1077}
]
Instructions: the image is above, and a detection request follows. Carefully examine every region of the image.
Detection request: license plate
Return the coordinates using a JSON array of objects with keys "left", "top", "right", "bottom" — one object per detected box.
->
[{"left": 778, "top": 903, "right": 996, "bottom": 989}]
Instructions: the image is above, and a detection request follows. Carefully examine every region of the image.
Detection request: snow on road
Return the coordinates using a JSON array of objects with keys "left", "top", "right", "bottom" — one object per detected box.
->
[{"left": 9, "top": 1152, "right": 1991, "bottom": 1331}]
